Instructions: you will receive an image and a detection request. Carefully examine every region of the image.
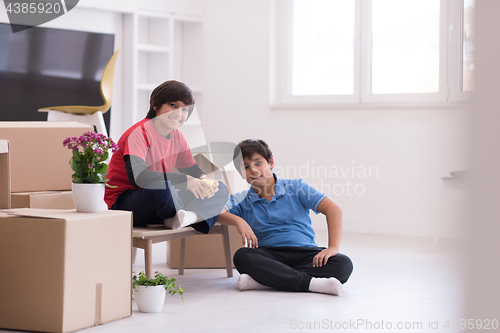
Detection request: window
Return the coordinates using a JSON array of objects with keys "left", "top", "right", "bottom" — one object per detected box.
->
[
  {"left": 370, "top": 0, "right": 440, "bottom": 95},
  {"left": 291, "top": 0, "right": 355, "bottom": 96},
  {"left": 272, "top": 0, "right": 472, "bottom": 107},
  {"left": 462, "top": 0, "right": 474, "bottom": 92}
]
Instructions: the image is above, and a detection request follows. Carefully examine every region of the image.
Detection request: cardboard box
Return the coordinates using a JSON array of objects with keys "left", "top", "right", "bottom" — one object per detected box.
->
[
  {"left": 168, "top": 225, "right": 244, "bottom": 269},
  {"left": 11, "top": 191, "right": 75, "bottom": 209},
  {"left": 0, "top": 208, "right": 132, "bottom": 333},
  {"left": 0, "top": 139, "right": 10, "bottom": 209},
  {"left": 0, "top": 121, "right": 93, "bottom": 192}
]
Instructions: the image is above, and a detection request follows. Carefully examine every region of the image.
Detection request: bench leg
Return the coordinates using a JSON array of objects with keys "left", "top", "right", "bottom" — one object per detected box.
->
[
  {"left": 179, "top": 238, "right": 186, "bottom": 275},
  {"left": 144, "top": 239, "right": 153, "bottom": 278},
  {"left": 221, "top": 225, "right": 233, "bottom": 277}
]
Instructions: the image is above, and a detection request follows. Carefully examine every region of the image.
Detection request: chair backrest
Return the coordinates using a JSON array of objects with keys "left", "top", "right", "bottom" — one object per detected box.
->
[{"left": 99, "top": 46, "right": 121, "bottom": 114}]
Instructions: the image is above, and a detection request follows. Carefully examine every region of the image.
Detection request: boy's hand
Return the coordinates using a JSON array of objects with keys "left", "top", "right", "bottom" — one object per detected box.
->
[
  {"left": 186, "top": 175, "right": 214, "bottom": 199},
  {"left": 199, "top": 175, "right": 219, "bottom": 194},
  {"left": 312, "top": 246, "right": 338, "bottom": 267},
  {"left": 235, "top": 220, "right": 258, "bottom": 248}
]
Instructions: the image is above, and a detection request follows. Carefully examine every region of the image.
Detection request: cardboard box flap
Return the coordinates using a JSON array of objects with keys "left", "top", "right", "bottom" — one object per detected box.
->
[
  {"left": 0, "top": 208, "right": 69, "bottom": 220},
  {"left": 0, "top": 140, "right": 8, "bottom": 153},
  {"left": 0, "top": 208, "right": 130, "bottom": 221},
  {"left": 0, "top": 140, "right": 11, "bottom": 209},
  {"left": 0, "top": 121, "right": 92, "bottom": 129}
]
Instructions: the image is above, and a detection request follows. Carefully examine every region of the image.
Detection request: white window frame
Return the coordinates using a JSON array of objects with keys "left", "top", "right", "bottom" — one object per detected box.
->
[
  {"left": 271, "top": 0, "right": 472, "bottom": 108},
  {"left": 448, "top": 0, "right": 474, "bottom": 103}
]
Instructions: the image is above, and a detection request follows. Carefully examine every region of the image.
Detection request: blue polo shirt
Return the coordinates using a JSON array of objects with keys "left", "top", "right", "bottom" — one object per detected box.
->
[{"left": 224, "top": 175, "right": 327, "bottom": 247}]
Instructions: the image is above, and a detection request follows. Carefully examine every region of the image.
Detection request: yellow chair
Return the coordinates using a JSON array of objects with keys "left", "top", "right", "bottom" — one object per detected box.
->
[{"left": 38, "top": 46, "right": 121, "bottom": 137}]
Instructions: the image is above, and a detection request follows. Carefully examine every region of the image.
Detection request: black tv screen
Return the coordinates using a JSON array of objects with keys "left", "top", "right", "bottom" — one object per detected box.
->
[{"left": 0, "top": 23, "right": 114, "bottom": 132}]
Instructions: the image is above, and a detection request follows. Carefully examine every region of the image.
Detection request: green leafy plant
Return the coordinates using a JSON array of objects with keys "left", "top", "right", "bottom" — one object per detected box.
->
[
  {"left": 132, "top": 271, "right": 184, "bottom": 298},
  {"left": 63, "top": 131, "right": 118, "bottom": 186}
]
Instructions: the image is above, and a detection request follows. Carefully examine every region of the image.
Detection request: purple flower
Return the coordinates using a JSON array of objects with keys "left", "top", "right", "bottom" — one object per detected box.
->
[{"left": 63, "top": 131, "right": 118, "bottom": 184}]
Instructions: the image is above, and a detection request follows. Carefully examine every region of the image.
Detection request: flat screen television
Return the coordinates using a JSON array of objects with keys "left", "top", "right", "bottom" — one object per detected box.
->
[{"left": 0, "top": 23, "right": 114, "bottom": 133}]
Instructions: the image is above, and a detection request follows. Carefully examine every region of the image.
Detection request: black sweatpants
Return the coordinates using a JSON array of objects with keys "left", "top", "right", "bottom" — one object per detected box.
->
[{"left": 233, "top": 247, "right": 353, "bottom": 292}]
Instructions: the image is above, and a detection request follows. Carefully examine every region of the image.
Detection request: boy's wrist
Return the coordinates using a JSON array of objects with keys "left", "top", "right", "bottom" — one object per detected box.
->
[
  {"left": 327, "top": 244, "right": 340, "bottom": 251},
  {"left": 233, "top": 218, "right": 245, "bottom": 228}
]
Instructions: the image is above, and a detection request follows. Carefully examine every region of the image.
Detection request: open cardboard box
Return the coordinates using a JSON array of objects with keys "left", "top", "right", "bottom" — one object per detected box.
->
[
  {"left": 0, "top": 121, "right": 93, "bottom": 192},
  {"left": 0, "top": 209, "right": 132, "bottom": 333}
]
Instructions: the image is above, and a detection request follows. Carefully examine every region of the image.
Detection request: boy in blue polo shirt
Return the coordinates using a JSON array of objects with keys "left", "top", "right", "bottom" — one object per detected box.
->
[{"left": 217, "top": 139, "right": 353, "bottom": 296}]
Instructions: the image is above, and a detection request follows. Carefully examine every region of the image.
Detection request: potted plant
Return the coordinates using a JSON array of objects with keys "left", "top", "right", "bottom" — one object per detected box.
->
[
  {"left": 132, "top": 271, "right": 184, "bottom": 313},
  {"left": 63, "top": 131, "right": 118, "bottom": 212}
]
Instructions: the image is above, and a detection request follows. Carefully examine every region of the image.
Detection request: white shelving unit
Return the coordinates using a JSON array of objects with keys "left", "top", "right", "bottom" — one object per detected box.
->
[
  {"left": 123, "top": 11, "right": 206, "bottom": 148},
  {"left": 173, "top": 17, "right": 205, "bottom": 148}
]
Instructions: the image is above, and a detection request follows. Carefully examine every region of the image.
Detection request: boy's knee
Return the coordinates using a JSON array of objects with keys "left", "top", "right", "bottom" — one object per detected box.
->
[
  {"left": 233, "top": 247, "right": 253, "bottom": 269},
  {"left": 216, "top": 181, "right": 229, "bottom": 197},
  {"left": 335, "top": 253, "right": 353, "bottom": 284},
  {"left": 142, "top": 186, "right": 173, "bottom": 206},
  {"left": 209, "top": 181, "right": 229, "bottom": 204}
]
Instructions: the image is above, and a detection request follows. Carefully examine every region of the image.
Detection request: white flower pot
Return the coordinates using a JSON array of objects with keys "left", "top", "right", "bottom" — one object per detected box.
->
[
  {"left": 134, "top": 285, "right": 166, "bottom": 313},
  {"left": 72, "top": 183, "right": 105, "bottom": 213}
]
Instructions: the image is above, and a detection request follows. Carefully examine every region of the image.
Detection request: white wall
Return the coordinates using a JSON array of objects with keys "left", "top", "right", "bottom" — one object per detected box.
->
[{"left": 203, "top": 0, "right": 470, "bottom": 239}]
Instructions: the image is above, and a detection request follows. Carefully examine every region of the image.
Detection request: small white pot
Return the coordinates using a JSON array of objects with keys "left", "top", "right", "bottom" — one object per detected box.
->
[
  {"left": 134, "top": 285, "right": 166, "bottom": 313},
  {"left": 72, "top": 183, "right": 105, "bottom": 213}
]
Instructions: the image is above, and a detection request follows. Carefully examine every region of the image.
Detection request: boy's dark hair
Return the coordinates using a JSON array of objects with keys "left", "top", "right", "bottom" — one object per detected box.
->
[
  {"left": 145, "top": 80, "right": 195, "bottom": 119},
  {"left": 233, "top": 139, "right": 273, "bottom": 174}
]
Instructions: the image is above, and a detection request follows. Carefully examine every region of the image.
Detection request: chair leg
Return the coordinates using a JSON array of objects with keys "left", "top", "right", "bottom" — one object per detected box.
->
[
  {"left": 221, "top": 225, "right": 233, "bottom": 277},
  {"left": 92, "top": 111, "right": 108, "bottom": 137},
  {"left": 144, "top": 239, "right": 153, "bottom": 278},
  {"left": 179, "top": 238, "right": 186, "bottom": 275}
]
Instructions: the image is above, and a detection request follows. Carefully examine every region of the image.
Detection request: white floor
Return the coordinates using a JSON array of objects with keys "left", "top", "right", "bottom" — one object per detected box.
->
[{"left": 2, "top": 232, "right": 467, "bottom": 333}]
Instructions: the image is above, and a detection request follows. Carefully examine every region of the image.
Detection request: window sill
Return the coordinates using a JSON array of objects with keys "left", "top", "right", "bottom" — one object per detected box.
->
[{"left": 269, "top": 101, "right": 471, "bottom": 111}]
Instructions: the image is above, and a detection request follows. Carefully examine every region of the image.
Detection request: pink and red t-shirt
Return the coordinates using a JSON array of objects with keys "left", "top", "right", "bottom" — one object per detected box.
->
[{"left": 105, "top": 118, "right": 195, "bottom": 208}]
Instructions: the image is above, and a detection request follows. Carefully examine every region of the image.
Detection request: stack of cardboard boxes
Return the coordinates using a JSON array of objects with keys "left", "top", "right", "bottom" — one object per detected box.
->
[
  {"left": 0, "top": 121, "right": 94, "bottom": 209},
  {"left": 0, "top": 122, "right": 133, "bottom": 333}
]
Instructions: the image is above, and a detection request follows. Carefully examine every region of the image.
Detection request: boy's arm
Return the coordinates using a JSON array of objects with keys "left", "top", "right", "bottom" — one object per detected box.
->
[
  {"left": 313, "top": 197, "right": 342, "bottom": 267},
  {"left": 217, "top": 209, "right": 259, "bottom": 248}
]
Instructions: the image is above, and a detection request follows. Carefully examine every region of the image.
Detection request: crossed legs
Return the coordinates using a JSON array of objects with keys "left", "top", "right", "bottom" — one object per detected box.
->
[{"left": 233, "top": 247, "right": 353, "bottom": 295}]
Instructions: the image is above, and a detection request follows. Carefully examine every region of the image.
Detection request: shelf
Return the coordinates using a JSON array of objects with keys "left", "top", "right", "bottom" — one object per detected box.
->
[
  {"left": 137, "top": 14, "right": 171, "bottom": 47},
  {"left": 124, "top": 11, "right": 204, "bottom": 130},
  {"left": 137, "top": 83, "right": 158, "bottom": 91},
  {"left": 137, "top": 44, "right": 171, "bottom": 53},
  {"left": 137, "top": 51, "right": 171, "bottom": 86}
]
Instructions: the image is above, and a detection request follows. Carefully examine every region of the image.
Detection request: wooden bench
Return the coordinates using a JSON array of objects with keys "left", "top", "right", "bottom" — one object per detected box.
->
[{"left": 132, "top": 224, "right": 233, "bottom": 278}]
